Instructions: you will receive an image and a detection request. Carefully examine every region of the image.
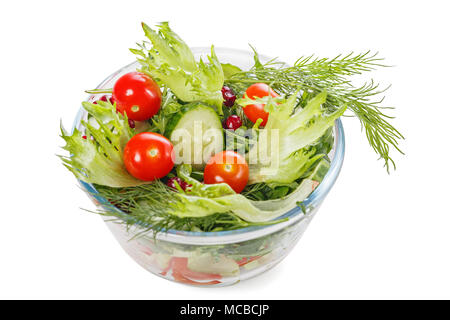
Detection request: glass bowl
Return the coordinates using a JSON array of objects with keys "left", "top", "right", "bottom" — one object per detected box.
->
[{"left": 73, "top": 47, "right": 345, "bottom": 287}]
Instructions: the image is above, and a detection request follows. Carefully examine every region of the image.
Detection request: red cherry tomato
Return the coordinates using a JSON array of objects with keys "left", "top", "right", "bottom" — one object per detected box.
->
[
  {"left": 204, "top": 151, "right": 249, "bottom": 193},
  {"left": 243, "top": 83, "right": 278, "bottom": 126},
  {"left": 123, "top": 132, "right": 174, "bottom": 181},
  {"left": 113, "top": 72, "right": 161, "bottom": 121}
]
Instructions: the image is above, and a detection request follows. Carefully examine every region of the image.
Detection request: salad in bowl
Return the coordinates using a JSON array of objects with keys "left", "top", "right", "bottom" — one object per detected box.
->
[{"left": 60, "top": 22, "right": 402, "bottom": 286}]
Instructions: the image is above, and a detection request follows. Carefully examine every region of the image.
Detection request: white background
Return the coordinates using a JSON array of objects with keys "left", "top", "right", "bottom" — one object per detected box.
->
[{"left": 0, "top": 0, "right": 449, "bottom": 299}]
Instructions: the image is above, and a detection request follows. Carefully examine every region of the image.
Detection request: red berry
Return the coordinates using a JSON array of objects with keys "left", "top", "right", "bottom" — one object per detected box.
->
[
  {"left": 93, "top": 95, "right": 115, "bottom": 105},
  {"left": 166, "top": 177, "right": 191, "bottom": 191},
  {"left": 224, "top": 115, "right": 242, "bottom": 131},
  {"left": 221, "top": 86, "right": 236, "bottom": 107},
  {"left": 82, "top": 135, "right": 95, "bottom": 141},
  {"left": 222, "top": 86, "right": 232, "bottom": 94},
  {"left": 128, "top": 119, "right": 136, "bottom": 128}
]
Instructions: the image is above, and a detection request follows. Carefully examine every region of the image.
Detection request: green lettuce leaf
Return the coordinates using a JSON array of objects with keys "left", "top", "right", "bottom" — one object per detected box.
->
[
  {"left": 221, "top": 63, "right": 242, "bottom": 78},
  {"left": 132, "top": 22, "right": 224, "bottom": 113},
  {"left": 60, "top": 101, "right": 147, "bottom": 187},
  {"left": 158, "top": 165, "right": 316, "bottom": 223},
  {"left": 238, "top": 91, "right": 346, "bottom": 184}
]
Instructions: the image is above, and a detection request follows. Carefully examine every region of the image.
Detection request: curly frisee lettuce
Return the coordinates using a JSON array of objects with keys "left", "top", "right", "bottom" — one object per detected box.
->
[
  {"left": 131, "top": 22, "right": 225, "bottom": 113},
  {"left": 238, "top": 91, "right": 346, "bottom": 184},
  {"left": 59, "top": 100, "right": 147, "bottom": 188}
]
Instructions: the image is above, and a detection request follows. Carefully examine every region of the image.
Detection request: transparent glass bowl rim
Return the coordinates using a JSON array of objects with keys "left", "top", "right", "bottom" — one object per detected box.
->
[{"left": 73, "top": 47, "right": 345, "bottom": 245}]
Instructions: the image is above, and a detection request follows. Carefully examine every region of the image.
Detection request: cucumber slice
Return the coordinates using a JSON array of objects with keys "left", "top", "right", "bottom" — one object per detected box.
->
[
  {"left": 307, "top": 158, "right": 330, "bottom": 183},
  {"left": 166, "top": 103, "right": 223, "bottom": 169}
]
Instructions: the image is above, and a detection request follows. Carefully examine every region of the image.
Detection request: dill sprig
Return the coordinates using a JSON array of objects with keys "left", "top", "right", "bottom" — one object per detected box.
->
[
  {"left": 92, "top": 181, "right": 284, "bottom": 237},
  {"left": 226, "top": 50, "right": 404, "bottom": 171}
]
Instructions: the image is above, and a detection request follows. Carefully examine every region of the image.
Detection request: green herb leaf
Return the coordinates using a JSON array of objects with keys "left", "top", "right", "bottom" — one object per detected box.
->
[
  {"left": 133, "top": 22, "right": 224, "bottom": 113},
  {"left": 221, "top": 63, "right": 242, "bottom": 78},
  {"left": 93, "top": 181, "right": 286, "bottom": 235},
  {"left": 228, "top": 50, "right": 404, "bottom": 172}
]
